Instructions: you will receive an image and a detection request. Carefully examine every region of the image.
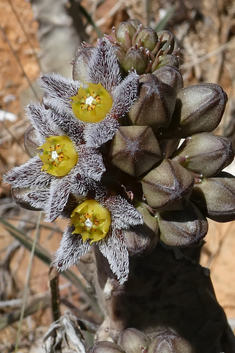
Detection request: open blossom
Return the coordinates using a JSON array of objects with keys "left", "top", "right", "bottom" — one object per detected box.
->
[
  {"left": 4, "top": 104, "right": 105, "bottom": 222},
  {"left": 41, "top": 37, "right": 139, "bottom": 148},
  {"left": 54, "top": 196, "right": 143, "bottom": 284}
]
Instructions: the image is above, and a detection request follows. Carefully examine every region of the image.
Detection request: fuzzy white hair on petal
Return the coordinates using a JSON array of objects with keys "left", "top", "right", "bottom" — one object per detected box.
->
[
  {"left": 83, "top": 180, "right": 107, "bottom": 200},
  {"left": 111, "top": 71, "right": 139, "bottom": 119},
  {"left": 41, "top": 73, "right": 80, "bottom": 108},
  {"left": 44, "top": 176, "right": 72, "bottom": 222},
  {"left": 53, "top": 226, "right": 91, "bottom": 272},
  {"left": 104, "top": 196, "right": 143, "bottom": 230},
  {"left": 23, "top": 188, "right": 50, "bottom": 210},
  {"left": 49, "top": 110, "right": 84, "bottom": 146},
  {"left": 87, "top": 38, "right": 121, "bottom": 93},
  {"left": 99, "top": 229, "right": 129, "bottom": 284},
  {"left": 11, "top": 187, "right": 50, "bottom": 211},
  {"left": 3, "top": 156, "right": 54, "bottom": 189},
  {"left": 78, "top": 147, "right": 106, "bottom": 181},
  {"left": 26, "top": 104, "right": 62, "bottom": 143},
  {"left": 70, "top": 179, "right": 88, "bottom": 200},
  {"left": 42, "top": 96, "right": 74, "bottom": 118},
  {"left": 84, "top": 116, "right": 120, "bottom": 148}
]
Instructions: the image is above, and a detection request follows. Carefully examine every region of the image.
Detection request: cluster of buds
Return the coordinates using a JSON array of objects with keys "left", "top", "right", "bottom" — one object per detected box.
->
[
  {"left": 88, "top": 328, "right": 194, "bottom": 353},
  {"left": 4, "top": 19, "right": 235, "bottom": 285},
  {"left": 108, "top": 19, "right": 178, "bottom": 75}
]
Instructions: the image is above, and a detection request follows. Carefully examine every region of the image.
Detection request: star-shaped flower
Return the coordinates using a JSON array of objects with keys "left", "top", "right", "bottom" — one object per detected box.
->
[
  {"left": 40, "top": 38, "right": 139, "bottom": 148},
  {"left": 54, "top": 195, "right": 143, "bottom": 284},
  {"left": 4, "top": 37, "right": 142, "bottom": 284},
  {"left": 4, "top": 104, "right": 105, "bottom": 222}
]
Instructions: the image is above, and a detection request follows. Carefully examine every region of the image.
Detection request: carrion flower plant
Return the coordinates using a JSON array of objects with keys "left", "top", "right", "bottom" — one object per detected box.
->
[{"left": 3, "top": 20, "right": 235, "bottom": 291}]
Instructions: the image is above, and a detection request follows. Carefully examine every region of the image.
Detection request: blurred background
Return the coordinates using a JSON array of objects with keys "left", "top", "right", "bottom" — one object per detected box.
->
[{"left": 0, "top": 0, "right": 235, "bottom": 351}]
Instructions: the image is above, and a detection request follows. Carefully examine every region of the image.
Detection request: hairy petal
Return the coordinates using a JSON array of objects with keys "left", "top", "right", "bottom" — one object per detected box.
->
[
  {"left": 84, "top": 116, "right": 120, "bottom": 148},
  {"left": 70, "top": 177, "right": 88, "bottom": 199},
  {"left": 111, "top": 71, "right": 139, "bottom": 119},
  {"left": 77, "top": 179, "right": 107, "bottom": 200},
  {"left": 42, "top": 96, "right": 74, "bottom": 119},
  {"left": 49, "top": 110, "right": 84, "bottom": 145},
  {"left": 3, "top": 156, "right": 53, "bottom": 188},
  {"left": 41, "top": 73, "right": 80, "bottom": 108},
  {"left": 78, "top": 147, "right": 105, "bottom": 181},
  {"left": 99, "top": 229, "right": 129, "bottom": 284},
  {"left": 104, "top": 196, "right": 143, "bottom": 229},
  {"left": 11, "top": 187, "right": 49, "bottom": 211},
  {"left": 26, "top": 104, "right": 61, "bottom": 143},
  {"left": 53, "top": 226, "right": 91, "bottom": 272},
  {"left": 45, "top": 176, "right": 72, "bottom": 222},
  {"left": 87, "top": 38, "right": 121, "bottom": 93},
  {"left": 61, "top": 194, "right": 86, "bottom": 219}
]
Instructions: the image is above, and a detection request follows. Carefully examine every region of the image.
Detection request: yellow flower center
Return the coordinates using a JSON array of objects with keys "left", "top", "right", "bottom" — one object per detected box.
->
[
  {"left": 71, "top": 82, "right": 113, "bottom": 123},
  {"left": 38, "top": 135, "right": 78, "bottom": 176},
  {"left": 71, "top": 199, "right": 111, "bottom": 243}
]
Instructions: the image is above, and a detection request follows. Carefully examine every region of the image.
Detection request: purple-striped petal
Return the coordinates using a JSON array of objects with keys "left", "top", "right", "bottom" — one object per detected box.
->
[
  {"left": 87, "top": 38, "right": 121, "bottom": 93},
  {"left": 4, "top": 156, "right": 53, "bottom": 189},
  {"left": 110, "top": 71, "right": 139, "bottom": 119},
  {"left": 41, "top": 73, "right": 80, "bottom": 108},
  {"left": 11, "top": 187, "right": 49, "bottom": 211},
  {"left": 27, "top": 104, "right": 61, "bottom": 143},
  {"left": 84, "top": 116, "right": 120, "bottom": 148},
  {"left": 99, "top": 229, "right": 129, "bottom": 284},
  {"left": 104, "top": 196, "right": 143, "bottom": 229},
  {"left": 49, "top": 110, "right": 84, "bottom": 146},
  {"left": 77, "top": 147, "right": 105, "bottom": 181},
  {"left": 45, "top": 176, "right": 72, "bottom": 222},
  {"left": 53, "top": 226, "right": 91, "bottom": 271}
]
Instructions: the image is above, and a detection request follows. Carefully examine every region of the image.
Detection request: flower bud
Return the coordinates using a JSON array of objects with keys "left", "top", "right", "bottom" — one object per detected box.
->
[
  {"left": 135, "top": 28, "right": 158, "bottom": 51},
  {"left": 148, "top": 331, "right": 194, "bottom": 353},
  {"left": 122, "top": 48, "right": 148, "bottom": 74},
  {"left": 157, "top": 30, "right": 175, "bottom": 53},
  {"left": 155, "top": 54, "right": 179, "bottom": 69},
  {"left": 159, "top": 138, "right": 181, "bottom": 158},
  {"left": 118, "top": 328, "right": 150, "bottom": 353},
  {"left": 127, "top": 19, "right": 142, "bottom": 30},
  {"left": 88, "top": 341, "right": 125, "bottom": 353},
  {"left": 115, "top": 21, "right": 137, "bottom": 46},
  {"left": 141, "top": 159, "right": 194, "bottom": 211},
  {"left": 191, "top": 172, "right": 235, "bottom": 222},
  {"left": 111, "top": 44, "right": 127, "bottom": 64},
  {"left": 173, "top": 133, "right": 234, "bottom": 177},
  {"left": 109, "top": 126, "right": 162, "bottom": 177},
  {"left": 123, "top": 203, "right": 159, "bottom": 256},
  {"left": 123, "top": 223, "right": 158, "bottom": 257},
  {"left": 72, "top": 46, "right": 94, "bottom": 83},
  {"left": 136, "top": 202, "right": 159, "bottom": 233},
  {"left": 158, "top": 202, "right": 208, "bottom": 246},
  {"left": 128, "top": 74, "right": 177, "bottom": 130},
  {"left": 165, "top": 84, "right": 227, "bottom": 138},
  {"left": 152, "top": 65, "right": 183, "bottom": 92}
]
